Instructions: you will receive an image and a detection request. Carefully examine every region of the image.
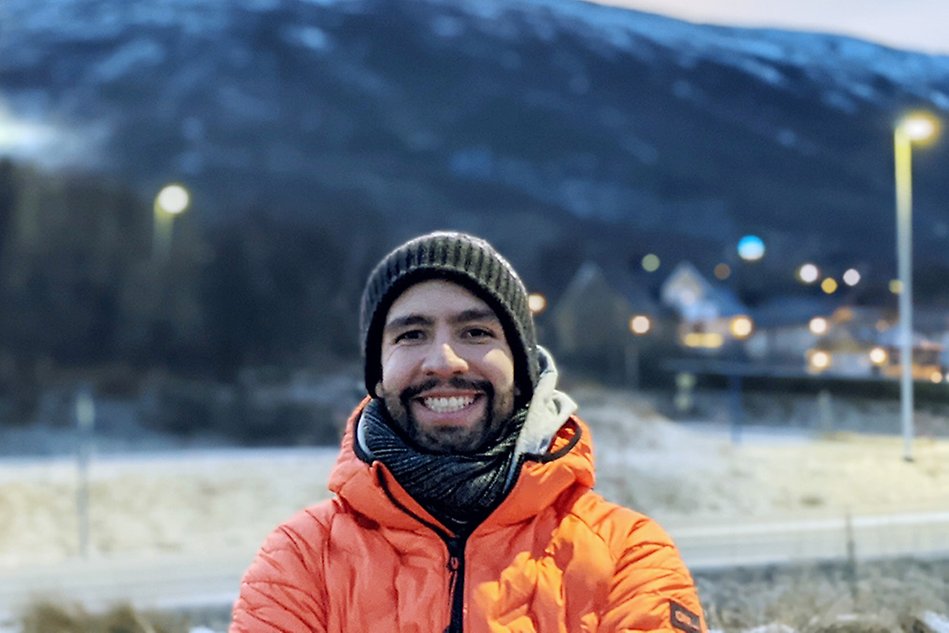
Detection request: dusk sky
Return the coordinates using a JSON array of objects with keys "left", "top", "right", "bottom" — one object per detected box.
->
[{"left": 589, "top": 0, "right": 949, "bottom": 55}]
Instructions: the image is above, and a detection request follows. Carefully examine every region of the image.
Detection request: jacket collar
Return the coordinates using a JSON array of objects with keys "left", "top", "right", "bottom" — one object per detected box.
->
[{"left": 328, "top": 397, "right": 595, "bottom": 535}]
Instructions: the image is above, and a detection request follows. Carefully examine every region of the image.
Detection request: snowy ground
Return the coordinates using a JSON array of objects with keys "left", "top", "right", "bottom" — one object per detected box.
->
[{"left": 2, "top": 385, "right": 948, "bottom": 567}]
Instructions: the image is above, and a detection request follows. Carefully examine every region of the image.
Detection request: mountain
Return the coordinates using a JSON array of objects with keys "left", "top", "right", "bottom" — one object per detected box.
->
[{"left": 2, "top": 0, "right": 949, "bottom": 301}]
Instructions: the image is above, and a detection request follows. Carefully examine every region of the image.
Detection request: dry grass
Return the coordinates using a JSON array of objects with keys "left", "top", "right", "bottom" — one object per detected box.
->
[
  {"left": 17, "top": 602, "right": 187, "bottom": 633},
  {"left": 696, "top": 557, "right": 949, "bottom": 632}
]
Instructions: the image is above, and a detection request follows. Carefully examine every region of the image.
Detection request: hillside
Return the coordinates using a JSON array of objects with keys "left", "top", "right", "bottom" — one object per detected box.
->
[{"left": 2, "top": 0, "right": 949, "bottom": 287}]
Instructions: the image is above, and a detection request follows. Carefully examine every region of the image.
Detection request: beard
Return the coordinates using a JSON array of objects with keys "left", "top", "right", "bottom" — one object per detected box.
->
[{"left": 381, "top": 376, "right": 515, "bottom": 454}]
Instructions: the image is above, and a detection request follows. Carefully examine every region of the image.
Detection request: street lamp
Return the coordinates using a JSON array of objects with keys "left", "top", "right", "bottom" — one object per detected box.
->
[
  {"left": 153, "top": 183, "right": 190, "bottom": 264},
  {"left": 626, "top": 314, "right": 651, "bottom": 390},
  {"left": 894, "top": 111, "right": 940, "bottom": 462},
  {"left": 527, "top": 292, "right": 547, "bottom": 316}
]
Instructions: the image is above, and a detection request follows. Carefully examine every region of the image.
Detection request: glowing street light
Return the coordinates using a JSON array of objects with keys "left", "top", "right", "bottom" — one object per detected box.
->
[
  {"left": 737, "top": 235, "right": 765, "bottom": 262},
  {"left": 797, "top": 263, "right": 819, "bottom": 284},
  {"left": 894, "top": 111, "right": 940, "bottom": 462},
  {"left": 809, "top": 317, "right": 828, "bottom": 335},
  {"left": 629, "top": 315, "right": 651, "bottom": 335},
  {"left": 528, "top": 292, "right": 547, "bottom": 315},
  {"left": 807, "top": 349, "right": 832, "bottom": 373},
  {"left": 842, "top": 268, "right": 861, "bottom": 287},
  {"left": 641, "top": 253, "right": 661, "bottom": 272},
  {"left": 729, "top": 315, "right": 754, "bottom": 339},
  {"left": 153, "top": 183, "right": 190, "bottom": 264},
  {"left": 626, "top": 314, "right": 652, "bottom": 390},
  {"left": 869, "top": 346, "right": 888, "bottom": 367}
]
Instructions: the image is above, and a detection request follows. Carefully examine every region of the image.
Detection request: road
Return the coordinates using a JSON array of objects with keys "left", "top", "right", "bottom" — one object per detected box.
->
[
  {"left": 670, "top": 509, "right": 949, "bottom": 569},
  {"left": 1, "top": 509, "right": 947, "bottom": 621}
]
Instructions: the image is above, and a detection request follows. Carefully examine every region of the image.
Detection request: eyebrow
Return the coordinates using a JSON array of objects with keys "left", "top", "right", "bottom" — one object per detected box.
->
[
  {"left": 383, "top": 308, "right": 501, "bottom": 332},
  {"left": 384, "top": 314, "right": 433, "bottom": 332}
]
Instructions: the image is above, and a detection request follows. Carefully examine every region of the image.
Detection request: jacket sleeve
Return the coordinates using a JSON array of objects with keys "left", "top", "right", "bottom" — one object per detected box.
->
[
  {"left": 599, "top": 514, "right": 706, "bottom": 633},
  {"left": 229, "top": 509, "right": 329, "bottom": 633}
]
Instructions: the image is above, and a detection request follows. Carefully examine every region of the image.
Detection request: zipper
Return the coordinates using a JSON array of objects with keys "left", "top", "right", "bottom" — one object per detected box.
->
[
  {"left": 374, "top": 468, "right": 471, "bottom": 633},
  {"left": 443, "top": 535, "right": 468, "bottom": 633}
]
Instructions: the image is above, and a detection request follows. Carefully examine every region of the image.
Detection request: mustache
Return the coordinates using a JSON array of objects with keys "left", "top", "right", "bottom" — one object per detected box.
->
[{"left": 400, "top": 377, "right": 493, "bottom": 402}]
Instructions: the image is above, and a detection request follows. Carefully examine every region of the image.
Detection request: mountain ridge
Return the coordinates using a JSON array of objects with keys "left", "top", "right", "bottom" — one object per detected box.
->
[{"left": 1, "top": 0, "right": 948, "bottom": 297}]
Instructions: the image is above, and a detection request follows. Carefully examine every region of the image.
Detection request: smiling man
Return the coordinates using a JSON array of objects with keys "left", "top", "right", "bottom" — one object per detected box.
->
[{"left": 230, "top": 231, "right": 706, "bottom": 633}]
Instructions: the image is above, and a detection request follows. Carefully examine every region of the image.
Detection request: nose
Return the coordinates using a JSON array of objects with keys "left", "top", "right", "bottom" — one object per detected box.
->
[{"left": 421, "top": 342, "right": 468, "bottom": 377}]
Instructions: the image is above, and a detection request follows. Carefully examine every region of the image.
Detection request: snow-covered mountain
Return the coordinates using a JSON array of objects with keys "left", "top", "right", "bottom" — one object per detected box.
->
[{"left": 2, "top": 0, "right": 948, "bottom": 287}]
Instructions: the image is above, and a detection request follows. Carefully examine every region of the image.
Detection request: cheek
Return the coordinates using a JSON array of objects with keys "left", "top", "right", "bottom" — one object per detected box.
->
[
  {"left": 482, "top": 348, "right": 515, "bottom": 388},
  {"left": 380, "top": 349, "right": 412, "bottom": 392}
]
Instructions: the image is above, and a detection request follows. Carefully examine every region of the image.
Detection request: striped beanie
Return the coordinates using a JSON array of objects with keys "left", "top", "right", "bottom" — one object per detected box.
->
[{"left": 359, "top": 231, "right": 539, "bottom": 403}]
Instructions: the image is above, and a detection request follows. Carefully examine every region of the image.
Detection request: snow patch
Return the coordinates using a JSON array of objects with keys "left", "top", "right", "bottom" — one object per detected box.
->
[
  {"left": 93, "top": 38, "right": 165, "bottom": 83},
  {"left": 282, "top": 25, "right": 333, "bottom": 51},
  {"left": 923, "top": 611, "right": 949, "bottom": 633}
]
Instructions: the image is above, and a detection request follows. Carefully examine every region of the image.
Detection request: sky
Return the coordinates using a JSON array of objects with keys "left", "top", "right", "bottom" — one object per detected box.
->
[{"left": 588, "top": 0, "right": 949, "bottom": 56}]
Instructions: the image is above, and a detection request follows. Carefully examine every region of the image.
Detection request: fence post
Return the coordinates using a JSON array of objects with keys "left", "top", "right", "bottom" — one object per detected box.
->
[
  {"left": 75, "top": 384, "right": 95, "bottom": 558},
  {"left": 845, "top": 510, "right": 858, "bottom": 603}
]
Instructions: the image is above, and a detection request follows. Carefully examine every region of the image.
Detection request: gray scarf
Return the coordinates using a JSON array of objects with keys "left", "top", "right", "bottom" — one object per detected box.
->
[{"left": 357, "top": 398, "right": 528, "bottom": 535}]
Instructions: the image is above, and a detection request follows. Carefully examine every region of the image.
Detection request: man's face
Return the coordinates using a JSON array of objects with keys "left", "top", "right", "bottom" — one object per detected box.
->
[{"left": 378, "top": 279, "right": 517, "bottom": 454}]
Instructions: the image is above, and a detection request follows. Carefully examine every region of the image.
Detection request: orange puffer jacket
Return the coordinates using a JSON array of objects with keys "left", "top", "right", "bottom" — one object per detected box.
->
[{"left": 230, "top": 403, "right": 706, "bottom": 633}]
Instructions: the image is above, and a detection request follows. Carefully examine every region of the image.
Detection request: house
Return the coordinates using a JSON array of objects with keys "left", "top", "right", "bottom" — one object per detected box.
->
[
  {"left": 550, "top": 261, "right": 663, "bottom": 380},
  {"left": 551, "top": 261, "right": 635, "bottom": 358},
  {"left": 748, "top": 295, "right": 844, "bottom": 362},
  {"left": 659, "top": 261, "right": 749, "bottom": 351}
]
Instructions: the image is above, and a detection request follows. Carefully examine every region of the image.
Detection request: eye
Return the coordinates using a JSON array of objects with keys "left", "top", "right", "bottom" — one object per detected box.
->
[
  {"left": 462, "top": 326, "right": 496, "bottom": 340},
  {"left": 393, "top": 329, "right": 425, "bottom": 343}
]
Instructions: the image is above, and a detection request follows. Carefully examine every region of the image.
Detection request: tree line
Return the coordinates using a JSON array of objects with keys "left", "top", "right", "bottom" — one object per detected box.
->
[{"left": 0, "top": 159, "right": 388, "bottom": 385}]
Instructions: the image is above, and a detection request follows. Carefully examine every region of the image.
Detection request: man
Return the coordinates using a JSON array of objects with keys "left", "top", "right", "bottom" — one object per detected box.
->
[{"left": 230, "top": 231, "right": 706, "bottom": 633}]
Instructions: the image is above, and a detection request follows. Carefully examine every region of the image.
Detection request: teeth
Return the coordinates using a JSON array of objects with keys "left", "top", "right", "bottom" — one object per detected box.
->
[{"left": 423, "top": 395, "right": 475, "bottom": 413}]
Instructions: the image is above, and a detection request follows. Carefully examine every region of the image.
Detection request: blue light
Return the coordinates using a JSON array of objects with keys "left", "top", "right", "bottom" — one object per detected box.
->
[{"left": 737, "top": 235, "right": 765, "bottom": 261}]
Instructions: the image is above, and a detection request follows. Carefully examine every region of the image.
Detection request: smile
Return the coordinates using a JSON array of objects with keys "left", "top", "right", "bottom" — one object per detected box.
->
[{"left": 422, "top": 395, "right": 476, "bottom": 413}]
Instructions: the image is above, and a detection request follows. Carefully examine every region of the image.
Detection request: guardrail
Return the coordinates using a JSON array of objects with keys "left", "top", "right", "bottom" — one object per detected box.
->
[{"left": 671, "top": 510, "right": 949, "bottom": 570}]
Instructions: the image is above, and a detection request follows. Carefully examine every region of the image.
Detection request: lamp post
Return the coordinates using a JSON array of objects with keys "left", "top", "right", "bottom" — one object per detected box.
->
[
  {"left": 894, "top": 112, "right": 939, "bottom": 462},
  {"left": 152, "top": 183, "right": 190, "bottom": 264},
  {"left": 626, "top": 314, "right": 651, "bottom": 390}
]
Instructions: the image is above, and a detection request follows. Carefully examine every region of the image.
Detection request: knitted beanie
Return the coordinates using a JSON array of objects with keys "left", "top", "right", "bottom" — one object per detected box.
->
[{"left": 360, "top": 231, "right": 539, "bottom": 403}]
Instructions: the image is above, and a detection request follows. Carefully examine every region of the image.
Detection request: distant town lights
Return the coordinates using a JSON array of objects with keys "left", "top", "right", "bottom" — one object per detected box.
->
[
  {"left": 527, "top": 292, "right": 547, "bottom": 315},
  {"left": 683, "top": 332, "right": 724, "bottom": 349},
  {"left": 821, "top": 278, "right": 838, "bottom": 294},
  {"left": 809, "top": 317, "right": 828, "bottom": 335},
  {"left": 842, "top": 268, "right": 861, "bottom": 286},
  {"left": 713, "top": 263, "right": 731, "bottom": 280},
  {"left": 729, "top": 315, "right": 754, "bottom": 339},
  {"left": 807, "top": 349, "right": 832, "bottom": 373},
  {"left": 797, "top": 263, "right": 819, "bottom": 284},
  {"left": 869, "top": 346, "right": 888, "bottom": 366},
  {"left": 629, "top": 315, "right": 651, "bottom": 335},
  {"left": 737, "top": 235, "right": 765, "bottom": 261},
  {"left": 641, "top": 254, "right": 661, "bottom": 272}
]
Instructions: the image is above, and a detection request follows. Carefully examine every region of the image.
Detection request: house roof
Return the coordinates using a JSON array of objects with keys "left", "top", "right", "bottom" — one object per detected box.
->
[{"left": 660, "top": 261, "right": 746, "bottom": 317}]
